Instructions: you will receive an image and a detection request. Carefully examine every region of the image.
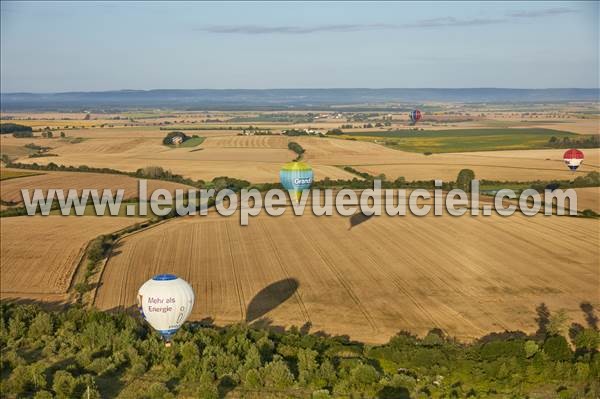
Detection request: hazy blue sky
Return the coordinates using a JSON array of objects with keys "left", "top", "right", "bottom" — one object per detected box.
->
[{"left": 1, "top": 1, "right": 598, "bottom": 92}]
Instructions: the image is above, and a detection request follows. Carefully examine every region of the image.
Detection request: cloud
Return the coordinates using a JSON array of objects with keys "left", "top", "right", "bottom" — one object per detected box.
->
[
  {"left": 402, "top": 17, "right": 504, "bottom": 28},
  {"left": 199, "top": 18, "right": 503, "bottom": 35},
  {"left": 198, "top": 7, "right": 577, "bottom": 35},
  {"left": 507, "top": 7, "right": 576, "bottom": 18},
  {"left": 199, "top": 23, "right": 394, "bottom": 35}
]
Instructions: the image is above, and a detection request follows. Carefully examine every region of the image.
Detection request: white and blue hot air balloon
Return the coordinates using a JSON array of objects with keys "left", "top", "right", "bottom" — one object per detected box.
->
[{"left": 137, "top": 274, "right": 195, "bottom": 346}]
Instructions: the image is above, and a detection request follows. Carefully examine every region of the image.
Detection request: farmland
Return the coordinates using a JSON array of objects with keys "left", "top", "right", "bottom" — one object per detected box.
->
[
  {"left": 1, "top": 107, "right": 599, "bottom": 344},
  {"left": 0, "top": 168, "right": 43, "bottom": 181},
  {"left": 0, "top": 169, "right": 195, "bottom": 204},
  {"left": 95, "top": 211, "right": 599, "bottom": 343},
  {"left": 338, "top": 128, "right": 589, "bottom": 153},
  {"left": 0, "top": 216, "right": 144, "bottom": 302}
]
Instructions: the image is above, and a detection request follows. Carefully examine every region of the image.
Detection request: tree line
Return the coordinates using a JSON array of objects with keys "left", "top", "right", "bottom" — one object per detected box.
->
[
  {"left": 0, "top": 302, "right": 597, "bottom": 398},
  {"left": 288, "top": 142, "right": 305, "bottom": 161},
  {"left": 547, "top": 136, "right": 600, "bottom": 149}
]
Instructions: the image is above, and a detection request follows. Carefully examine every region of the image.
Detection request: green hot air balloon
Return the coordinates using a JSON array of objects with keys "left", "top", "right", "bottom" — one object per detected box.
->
[{"left": 280, "top": 161, "right": 313, "bottom": 202}]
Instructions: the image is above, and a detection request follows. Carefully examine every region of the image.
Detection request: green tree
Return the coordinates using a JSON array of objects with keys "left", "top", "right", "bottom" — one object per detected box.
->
[
  {"left": 351, "top": 364, "right": 379, "bottom": 390},
  {"left": 146, "top": 382, "right": 174, "bottom": 399},
  {"left": 52, "top": 370, "right": 78, "bottom": 399},
  {"left": 196, "top": 372, "right": 219, "bottom": 399},
  {"left": 243, "top": 369, "right": 262, "bottom": 389},
  {"left": 28, "top": 312, "right": 53, "bottom": 338},
  {"left": 33, "top": 391, "right": 53, "bottom": 399},
  {"left": 543, "top": 335, "right": 572, "bottom": 361},
  {"left": 298, "top": 348, "right": 319, "bottom": 386},
  {"left": 456, "top": 169, "right": 475, "bottom": 192},
  {"left": 573, "top": 329, "right": 599, "bottom": 353},
  {"left": 78, "top": 375, "right": 101, "bottom": 399},
  {"left": 1, "top": 123, "right": 33, "bottom": 134},
  {"left": 317, "top": 359, "right": 337, "bottom": 388},
  {"left": 243, "top": 345, "right": 261, "bottom": 370},
  {"left": 7, "top": 366, "right": 33, "bottom": 396},
  {"left": 263, "top": 358, "right": 294, "bottom": 390}
]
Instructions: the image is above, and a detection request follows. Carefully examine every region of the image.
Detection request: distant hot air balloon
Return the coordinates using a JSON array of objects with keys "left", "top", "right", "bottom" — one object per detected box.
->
[
  {"left": 409, "top": 109, "right": 422, "bottom": 124},
  {"left": 563, "top": 149, "right": 584, "bottom": 171},
  {"left": 280, "top": 161, "right": 313, "bottom": 202},
  {"left": 138, "top": 274, "right": 194, "bottom": 346}
]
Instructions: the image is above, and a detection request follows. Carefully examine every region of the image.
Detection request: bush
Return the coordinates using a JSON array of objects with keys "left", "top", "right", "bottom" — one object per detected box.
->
[{"left": 524, "top": 340, "right": 539, "bottom": 358}]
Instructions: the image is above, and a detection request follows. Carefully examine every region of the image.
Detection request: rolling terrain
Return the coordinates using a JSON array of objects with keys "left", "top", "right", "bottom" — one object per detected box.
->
[{"left": 95, "top": 211, "right": 599, "bottom": 343}]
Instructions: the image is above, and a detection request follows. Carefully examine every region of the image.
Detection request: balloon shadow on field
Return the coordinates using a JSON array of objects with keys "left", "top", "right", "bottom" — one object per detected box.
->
[
  {"left": 348, "top": 211, "right": 374, "bottom": 230},
  {"left": 246, "top": 278, "right": 299, "bottom": 323}
]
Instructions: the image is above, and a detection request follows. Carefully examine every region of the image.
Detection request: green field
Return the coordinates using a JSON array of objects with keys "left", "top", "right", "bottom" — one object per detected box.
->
[
  {"left": 0, "top": 169, "right": 44, "bottom": 181},
  {"left": 179, "top": 136, "right": 205, "bottom": 147},
  {"left": 340, "top": 128, "right": 578, "bottom": 153}
]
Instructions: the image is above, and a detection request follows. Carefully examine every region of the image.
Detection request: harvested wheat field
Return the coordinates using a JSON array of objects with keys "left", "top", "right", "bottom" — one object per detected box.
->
[
  {"left": 336, "top": 146, "right": 600, "bottom": 181},
  {"left": 0, "top": 169, "right": 194, "bottom": 204},
  {"left": 10, "top": 133, "right": 299, "bottom": 182},
  {"left": 297, "top": 137, "right": 600, "bottom": 181},
  {"left": 0, "top": 216, "right": 144, "bottom": 301},
  {"left": 574, "top": 187, "right": 600, "bottom": 212},
  {"left": 95, "top": 211, "right": 599, "bottom": 343},
  {"left": 201, "top": 135, "right": 289, "bottom": 148}
]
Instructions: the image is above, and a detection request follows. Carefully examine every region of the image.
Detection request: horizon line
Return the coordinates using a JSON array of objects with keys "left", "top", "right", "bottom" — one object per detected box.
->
[{"left": 3, "top": 87, "right": 600, "bottom": 95}]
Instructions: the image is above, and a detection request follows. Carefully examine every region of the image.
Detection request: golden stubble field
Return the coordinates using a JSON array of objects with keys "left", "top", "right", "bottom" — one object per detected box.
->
[
  {"left": 0, "top": 169, "right": 195, "bottom": 204},
  {"left": 4, "top": 129, "right": 598, "bottom": 184},
  {"left": 0, "top": 216, "right": 144, "bottom": 302},
  {"left": 94, "top": 211, "right": 599, "bottom": 343},
  {"left": 1, "top": 131, "right": 357, "bottom": 183},
  {"left": 298, "top": 138, "right": 600, "bottom": 181}
]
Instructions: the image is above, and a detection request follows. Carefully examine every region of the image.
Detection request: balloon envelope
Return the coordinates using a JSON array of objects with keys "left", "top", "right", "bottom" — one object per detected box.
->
[
  {"left": 409, "top": 109, "right": 422, "bottom": 123},
  {"left": 280, "top": 161, "right": 313, "bottom": 201},
  {"left": 137, "top": 274, "right": 194, "bottom": 341},
  {"left": 563, "top": 149, "right": 584, "bottom": 171}
]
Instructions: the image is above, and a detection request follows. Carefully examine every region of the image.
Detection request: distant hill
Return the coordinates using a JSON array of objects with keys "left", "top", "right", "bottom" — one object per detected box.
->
[{"left": 1, "top": 88, "right": 598, "bottom": 111}]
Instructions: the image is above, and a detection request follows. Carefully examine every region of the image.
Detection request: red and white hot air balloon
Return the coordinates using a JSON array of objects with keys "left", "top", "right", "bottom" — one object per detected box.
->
[
  {"left": 563, "top": 149, "right": 584, "bottom": 171},
  {"left": 409, "top": 109, "right": 422, "bottom": 125}
]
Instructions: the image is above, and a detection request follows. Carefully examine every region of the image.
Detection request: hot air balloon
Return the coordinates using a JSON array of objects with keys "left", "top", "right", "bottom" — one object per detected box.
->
[
  {"left": 280, "top": 161, "right": 313, "bottom": 202},
  {"left": 138, "top": 274, "right": 194, "bottom": 346},
  {"left": 563, "top": 149, "right": 584, "bottom": 171},
  {"left": 409, "top": 109, "right": 422, "bottom": 125}
]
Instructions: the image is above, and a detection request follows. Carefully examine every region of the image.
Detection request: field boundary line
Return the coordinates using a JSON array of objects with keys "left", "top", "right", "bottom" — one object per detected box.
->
[
  {"left": 65, "top": 239, "right": 94, "bottom": 303},
  {"left": 89, "top": 218, "right": 173, "bottom": 308}
]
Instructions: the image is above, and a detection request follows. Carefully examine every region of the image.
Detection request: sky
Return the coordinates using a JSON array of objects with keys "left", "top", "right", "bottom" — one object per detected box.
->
[{"left": 1, "top": 1, "right": 598, "bottom": 92}]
